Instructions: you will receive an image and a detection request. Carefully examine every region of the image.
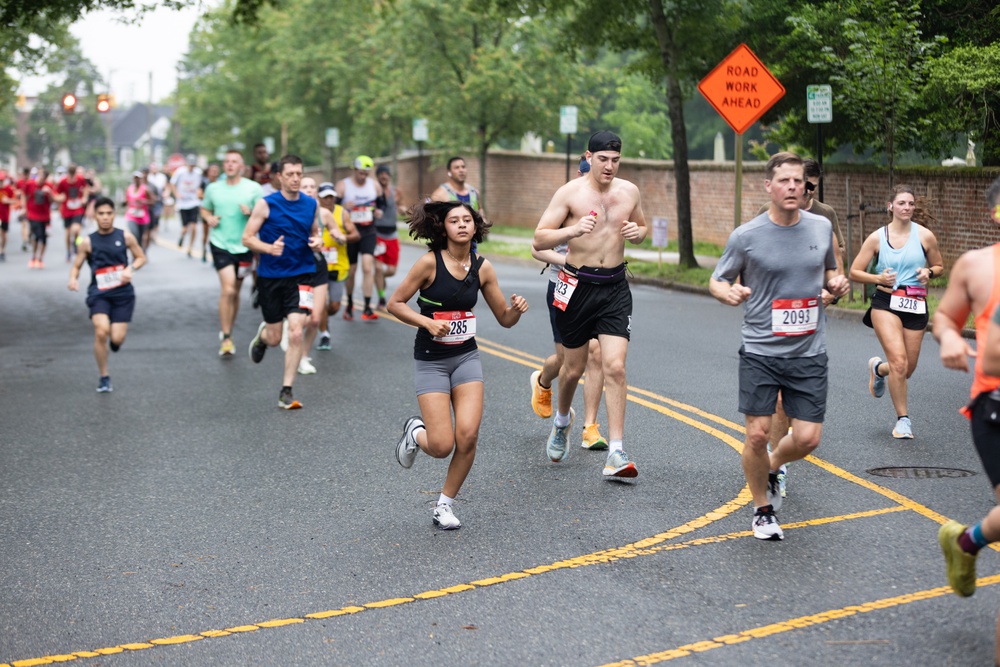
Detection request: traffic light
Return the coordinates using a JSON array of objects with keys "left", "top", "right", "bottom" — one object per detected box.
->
[
  {"left": 61, "top": 92, "right": 77, "bottom": 114},
  {"left": 96, "top": 94, "right": 110, "bottom": 113}
]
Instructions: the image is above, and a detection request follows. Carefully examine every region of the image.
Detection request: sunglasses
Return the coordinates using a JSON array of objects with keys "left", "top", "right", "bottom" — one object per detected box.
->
[{"left": 805, "top": 181, "right": 817, "bottom": 192}]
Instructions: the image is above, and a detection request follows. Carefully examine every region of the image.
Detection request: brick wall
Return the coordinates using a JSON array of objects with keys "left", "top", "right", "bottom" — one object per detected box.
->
[{"left": 320, "top": 151, "right": 1000, "bottom": 269}]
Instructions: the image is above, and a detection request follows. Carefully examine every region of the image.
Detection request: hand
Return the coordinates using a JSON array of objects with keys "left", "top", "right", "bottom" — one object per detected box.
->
[
  {"left": 509, "top": 293, "right": 528, "bottom": 313},
  {"left": 207, "top": 215, "right": 220, "bottom": 228},
  {"left": 917, "top": 267, "right": 931, "bottom": 285},
  {"left": 940, "top": 332, "right": 975, "bottom": 373},
  {"left": 621, "top": 220, "right": 641, "bottom": 241},
  {"left": 121, "top": 266, "right": 134, "bottom": 285},
  {"left": 271, "top": 235, "right": 285, "bottom": 256},
  {"left": 333, "top": 233, "right": 347, "bottom": 245},
  {"left": 68, "top": 278, "right": 78, "bottom": 292},
  {"left": 374, "top": 208, "right": 383, "bottom": 220},
  {"left": 726, "top": 284, "right": 752, "bottom": 306},
  {"left": 574, "top": 213, "right": 597, "bottom": 237},
  {"left": 821, "top": 289, "right": 835, "bottom": 306},
  {"left": 308, "top": 235, "right": 323, "bottom": 250},
  {"left": 878, "top": 268, "right": 897, "bottom": 287},
  {"left": 239, "top": 203, "right": 251, "bottom": 216},
  {"left": 827, "top": 274, "right": 850, "bottom": 297},
  {"left": 427, "top": 318, "right": 452, "bottom": 338}
]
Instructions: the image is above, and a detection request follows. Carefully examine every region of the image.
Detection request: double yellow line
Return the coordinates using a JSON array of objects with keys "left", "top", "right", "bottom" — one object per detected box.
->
[{"left": 2, "top": 328, "right": 988, "bottom": 667}]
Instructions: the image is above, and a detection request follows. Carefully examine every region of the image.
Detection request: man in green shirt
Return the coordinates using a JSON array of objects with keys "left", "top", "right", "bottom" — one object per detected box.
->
[{"left": 201, "top": 149, "right": 264, "bottom": 357}]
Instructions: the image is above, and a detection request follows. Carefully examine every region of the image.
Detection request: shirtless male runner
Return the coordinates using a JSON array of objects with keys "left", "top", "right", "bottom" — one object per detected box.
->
[{"left": 533, "top": 131, "right": 647, "bottom": 479}]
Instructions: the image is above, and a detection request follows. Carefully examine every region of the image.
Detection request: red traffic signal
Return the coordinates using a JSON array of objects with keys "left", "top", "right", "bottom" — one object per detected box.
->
[
  {"left": 61, "top": 92, "right": 77, "bottom": 113},
  {"left": 96, "top": 94, "right": 111, "bottom": 113}
]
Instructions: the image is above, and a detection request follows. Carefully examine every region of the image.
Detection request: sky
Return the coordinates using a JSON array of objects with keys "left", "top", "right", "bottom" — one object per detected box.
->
[{"left": 19, "top": 3, "right": 208, "bottom": 105}]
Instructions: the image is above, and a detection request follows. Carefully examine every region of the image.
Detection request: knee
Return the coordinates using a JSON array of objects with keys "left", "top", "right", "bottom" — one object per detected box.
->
[
  {"left": 603, "top": 357, "right": 626, "bottom": 385},
  {"left": 887, "top": 357, "right": 908, "bottom": 378},
  {"left": 905, "top": 360, "right": 918, "bottom": 379},
  {"left": 221, "top": 285, "right": 238, "bottom": 300},
  {"left": 454, "top": 428, "right": 479, "bottom": 454},
  {"left": 746, "top": 426, "right": 770, "bottom": 451},
  {"left": 793, "top": 428, "right": 821, "bottom": 453},
  {"left": 287, "top": 323, "right": 304, "bottom": 344},
  {"left": 424, "top": 433, "right": 454, "bottom": 459},
  {"left": 94, "top": 326, "right": 109, "bottom": 342}
]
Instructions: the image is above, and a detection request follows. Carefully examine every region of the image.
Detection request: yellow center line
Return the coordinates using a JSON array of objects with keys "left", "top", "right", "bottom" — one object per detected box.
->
[
  {"left": 596, "top": 572, "right": 1000, "bottom": 667},
  {"left": 1, "top": 321, "right": 963, "bottom": 665},
  {"left": 6, "top": 498, "right": 912, "bottom": 667}
]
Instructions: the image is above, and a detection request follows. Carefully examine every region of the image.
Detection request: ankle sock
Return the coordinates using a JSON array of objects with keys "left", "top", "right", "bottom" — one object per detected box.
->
[
  {"left": 609, "top": 439, "right": 623, "bottom": 453},
  {"left": 554, "top": 411, "right": 570, "bottom": 428},
  {"left": 437, "top": 493, "right": 454, "bottom": 507},
  {"left": 959, "top": 522, "right": 989, "bottom": 555}
]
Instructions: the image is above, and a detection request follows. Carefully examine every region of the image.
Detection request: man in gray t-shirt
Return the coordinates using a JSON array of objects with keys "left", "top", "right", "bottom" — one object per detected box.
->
[{"left": 709, "top": 151, "right": 849, "bottom": 542}]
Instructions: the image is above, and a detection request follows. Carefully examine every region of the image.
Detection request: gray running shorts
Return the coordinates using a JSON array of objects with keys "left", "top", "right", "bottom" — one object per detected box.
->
[
  {"left": 738, "top": 346, "right": 828, "bottom": 423},
  {"left": 415, "top": 348, "right": 483, "bottom": 395},
  {"left": 327, "top": 277, "right": 345, "bottom": 305}
]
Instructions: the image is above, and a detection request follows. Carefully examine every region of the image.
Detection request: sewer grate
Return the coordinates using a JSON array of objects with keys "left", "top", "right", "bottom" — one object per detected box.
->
[{"left": 867, "top": 466, "right": 977, "bottom": 479}]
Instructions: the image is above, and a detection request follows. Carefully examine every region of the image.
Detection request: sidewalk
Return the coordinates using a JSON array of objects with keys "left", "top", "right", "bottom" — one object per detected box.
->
[{"left": 485, "top": 232, "right": 720, "bottom": 269}]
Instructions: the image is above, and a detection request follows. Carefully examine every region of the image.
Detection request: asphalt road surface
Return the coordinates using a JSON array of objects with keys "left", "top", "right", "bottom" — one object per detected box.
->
[{"left": 2, "top": 226, "right": 998, "bottom": 666}]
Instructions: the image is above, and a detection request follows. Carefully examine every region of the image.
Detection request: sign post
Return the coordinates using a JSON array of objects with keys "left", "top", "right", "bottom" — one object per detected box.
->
[
  {"left": 698, "top": 44, "right": 786, "bottom": 228},
  {"left": 413, "top": 118, "right": 429, "bottom": 197},
  {"left": 560, "top": 105, "right": 578, "bottom": 182},
  {"left": 807, "top": 84, "right": 833, "bottom": 201},
  {"left": 651, "top": 216, "right": 669, "bottom": 269}
]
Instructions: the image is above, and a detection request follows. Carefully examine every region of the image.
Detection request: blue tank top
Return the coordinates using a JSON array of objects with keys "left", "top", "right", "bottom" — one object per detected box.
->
[
  {"left": 257, "top": 191, "right": 318, "bottom": 278},
  {"left": 414, "top": 250, "right": 481, "bottom": 361},
  {"left": 87, "top": 228, "right": 133, "bottom": 297},
  {"left": 876, "top": 222, "right": 926, "bottom": 289}
]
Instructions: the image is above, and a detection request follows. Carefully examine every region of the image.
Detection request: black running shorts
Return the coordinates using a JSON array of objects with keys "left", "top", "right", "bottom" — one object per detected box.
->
[
  {"left": 553, "top": 264, "right": 631, "bottom": 349},
  {"left": 210, "top": 244, "right": 253, "bottom": 275},
  {"left": 738, "top": 347, "right": 829, "bottom": 423},
  {"left": 971, "top": 392, "right": 1000, "bottom": 488},
  {"left": 180, "top": 208, "right": 199, "bottom": 226},
  {"left": 257, "top": 273, "right": 314, "bottom": 324}
]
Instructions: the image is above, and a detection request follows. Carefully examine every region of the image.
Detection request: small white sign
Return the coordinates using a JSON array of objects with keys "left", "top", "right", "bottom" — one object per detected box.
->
[
  {"left": 263, "top": 136, "right": 275, "bottom": 154},
  {"left": 652, "top": 216, "right": 669, "bottom": 248},
  {"left": 560, "top": 105, "right": 578, "bottom": 135},
  {"left": 325, "top": 127, "right": 340, "bottom": 148},
  {"left": 413, "top": 118, "right": 429, "bottom": 143},
  {"left": 807, "top": 84, "right": 832, "bottom": 124}
]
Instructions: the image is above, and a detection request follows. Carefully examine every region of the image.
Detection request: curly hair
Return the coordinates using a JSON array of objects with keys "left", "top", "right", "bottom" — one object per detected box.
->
[{"left": 408, "top": 200, "right": 490, "bottom": 251}]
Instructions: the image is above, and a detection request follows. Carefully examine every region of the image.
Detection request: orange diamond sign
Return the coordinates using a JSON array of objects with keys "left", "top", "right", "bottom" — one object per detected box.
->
[{"left": 698, "top": 43, "right": 785, "bottom": 135}]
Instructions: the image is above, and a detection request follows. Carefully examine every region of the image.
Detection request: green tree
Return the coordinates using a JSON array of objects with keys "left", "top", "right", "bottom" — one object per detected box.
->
[
  {"left": 26, "top": 40, "right": 107, "bottom": 168},
  {"left": 925, "top": 44, "right": 1000, "bottom": 165},
  {"left": 603, "top": 72, "right": 672, "bottom": 160},
  {"left": 399, "top": 0, "right": 583, "bottom": 201}
]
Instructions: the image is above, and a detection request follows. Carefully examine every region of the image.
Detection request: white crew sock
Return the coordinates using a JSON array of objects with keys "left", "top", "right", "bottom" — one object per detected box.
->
[
  {"left": 554, "top": 411, "right": 571, "bottom": 428},
  {"left": 609, "top": 439, "right": 623, "bottom": 453}
]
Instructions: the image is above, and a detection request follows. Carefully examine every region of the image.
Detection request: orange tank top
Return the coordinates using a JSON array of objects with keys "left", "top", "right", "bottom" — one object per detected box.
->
[{"left": 965, "top": 244, "right": 1000, "bottom": 411}]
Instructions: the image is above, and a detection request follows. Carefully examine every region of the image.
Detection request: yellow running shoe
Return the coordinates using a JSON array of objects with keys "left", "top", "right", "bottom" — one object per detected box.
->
[
  {"left": 581, "top": 423, "right": 608, "bottom": 450},
  {"left": 938, "top": 520, "right": 977, "bottom": 597},
  {"left": 530, "top": 370, "right": 552, "bottom": 419},
  {"left": 219, "top": 337, "right": 235, "bottom": 357}
]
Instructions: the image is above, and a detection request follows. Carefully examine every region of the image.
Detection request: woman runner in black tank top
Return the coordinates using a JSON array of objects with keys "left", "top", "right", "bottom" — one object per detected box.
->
[{"left": 387, "top": 201, "right": 528, "bottom": 530}]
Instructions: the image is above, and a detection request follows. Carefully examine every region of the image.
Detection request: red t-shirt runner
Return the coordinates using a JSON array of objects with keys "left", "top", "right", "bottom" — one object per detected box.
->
[
  {"left": 24, "top": 181, "right": 54, "bottom": 222},
  {"left": 57, "top": 176, "right": 87, "bottom": 218},
  {"left": 0, "top": 184, "right": 15, "bottom": 222}
]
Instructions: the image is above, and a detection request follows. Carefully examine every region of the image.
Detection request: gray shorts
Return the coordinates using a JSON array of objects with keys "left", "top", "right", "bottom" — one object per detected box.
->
[
  {"left": 328, "top": 277, "right": 345, "bottom": 305},
  {"left": 738, "top": 347, "right": 828, "bottom": 423},
  {"left": 415, "top": 349, "right": 483, "bottom": 395}
]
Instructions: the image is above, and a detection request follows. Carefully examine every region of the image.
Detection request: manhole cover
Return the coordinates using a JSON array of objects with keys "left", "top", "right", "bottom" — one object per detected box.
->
[{"left": 867, "top": 466, "right": 977, "bottom": 479}]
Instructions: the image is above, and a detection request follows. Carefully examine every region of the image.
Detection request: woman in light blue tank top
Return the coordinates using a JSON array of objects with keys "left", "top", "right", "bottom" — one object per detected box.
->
[{"left": 849, "top": 185, "right": 944, "bottom": 440}]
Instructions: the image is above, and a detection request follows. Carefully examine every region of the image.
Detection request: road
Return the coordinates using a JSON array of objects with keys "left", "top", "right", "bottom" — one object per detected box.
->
[{"left": 1, "top": 227, "right": 997, "bottom": 666}]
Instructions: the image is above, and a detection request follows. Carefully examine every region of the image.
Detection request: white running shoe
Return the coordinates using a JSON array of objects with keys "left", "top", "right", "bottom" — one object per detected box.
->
[
  {"left": 395, "top": 416, "right": 423, "bottom": 469},
  {"left": 433, "top": 503, "right": 461, "bottom": 530},
  {"left": 298, "top": 357, "right": 317, "bottom": 375},
  {"left": 545, "top": 408, "right": 575, "bottom": 462},
  {"left": 752, "top": 508, "right": 784, "bottom": 540}
]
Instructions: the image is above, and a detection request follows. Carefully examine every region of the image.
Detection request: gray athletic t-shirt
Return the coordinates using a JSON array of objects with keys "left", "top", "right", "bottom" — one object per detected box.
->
[{"left": 712, "top": 210, "right": 837, "bottom": 358}]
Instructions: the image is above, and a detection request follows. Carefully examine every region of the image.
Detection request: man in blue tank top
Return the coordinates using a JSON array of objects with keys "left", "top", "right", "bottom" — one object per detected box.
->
[
  {"left": 68, "top": 196, "right": 147, "bottom": 393},
  {"left": 242, "top": 155, "right": 322, "bottom": 410}
]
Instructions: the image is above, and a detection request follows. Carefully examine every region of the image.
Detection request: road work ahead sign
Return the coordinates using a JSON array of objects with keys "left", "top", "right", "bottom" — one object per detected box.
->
[{"left": 698, "top": 43, "right": 785, "bottom": 135}]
